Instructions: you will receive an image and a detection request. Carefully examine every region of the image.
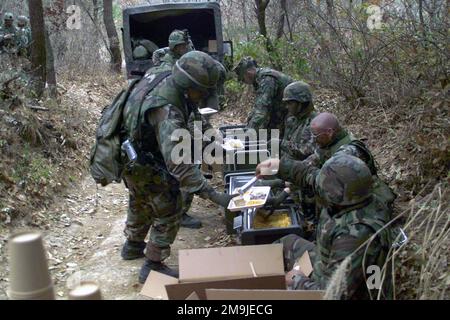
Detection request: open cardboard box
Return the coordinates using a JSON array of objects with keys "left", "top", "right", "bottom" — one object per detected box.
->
[
  {"left": 140, "top": 244, "right": 286, "bottom": 300},
  {"left": 140, "top": 243, "right": 323, "bottom": 300},
  {"left": 205, "top": 289, "right": 324, "bottom": 300}
]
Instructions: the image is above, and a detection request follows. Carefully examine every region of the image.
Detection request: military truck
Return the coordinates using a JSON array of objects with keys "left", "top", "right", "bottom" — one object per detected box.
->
[{"left": 122, "top": 1, "right": 233, "bottom": 79}]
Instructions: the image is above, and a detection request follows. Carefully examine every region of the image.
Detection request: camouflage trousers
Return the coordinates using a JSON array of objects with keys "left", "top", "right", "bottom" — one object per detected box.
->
[
  {"left": 182, "top": 191, "right": 194, "bottom": 215},
  {"left": 274, "top": 234, "right": 316, "bottom": 272},
  {"left": 122, "top": 163, "right": 183, "bottom": 262}
]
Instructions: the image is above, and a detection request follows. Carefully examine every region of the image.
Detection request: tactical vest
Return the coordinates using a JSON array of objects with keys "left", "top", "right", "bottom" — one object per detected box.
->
[
  {"left": 256, "top": 68, "right": 294, "bottom": 103},
  {"left": 122, "top": 69, "right": 175, "bottom": 164}
]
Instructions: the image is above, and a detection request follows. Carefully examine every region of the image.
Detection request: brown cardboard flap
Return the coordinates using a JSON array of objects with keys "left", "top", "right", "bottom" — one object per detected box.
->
[
  {"left": 294, "top": 251, "right": 313, "bottom": 277},
  {"left": 165, "top": 275, "right": 286, "bottom": 300},
  {"left": 206, "top": 289, "right": 325, "bottom": 300},
  {"left": 179, "top": 244, "right": 284, "bottom": 283},
  {"left": 208, "top": 40, "right": 217, "bottom": 53},
  {"left": 185, "top": 292, "right": 200, "bottom": 300},
  {"left": 140, "top": 271, "right": 178, "bottom": 300}
]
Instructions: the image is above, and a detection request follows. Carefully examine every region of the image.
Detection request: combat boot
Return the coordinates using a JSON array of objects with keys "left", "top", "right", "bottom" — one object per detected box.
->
[
  {"left": 138, "top": 259, "right": 179, "bottom": 284},
  {"left": 180, "top": 213, "right": 202, "bottom": 229},
  {"left": 121, "top": 240, "right": 146, "bottom": 260}
]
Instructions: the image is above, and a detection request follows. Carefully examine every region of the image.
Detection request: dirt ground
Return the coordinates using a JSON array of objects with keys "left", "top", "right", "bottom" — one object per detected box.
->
[
  {"left": 0, "top": 153, "right": 236, "bottom": 300},
  {"left": 0, "top": 108, "right": 240, "bottom": 300}
]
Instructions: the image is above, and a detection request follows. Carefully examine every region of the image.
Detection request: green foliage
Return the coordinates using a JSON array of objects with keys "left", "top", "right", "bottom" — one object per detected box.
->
[
  {"left": 233, "top": 34, "right": 311, "bottom": 81},
  {"left": 225, "top": 78, "right": 243, "bottom": 95},
  {"left": 11, "top": 145, "right": 53, "bottom": 185}
]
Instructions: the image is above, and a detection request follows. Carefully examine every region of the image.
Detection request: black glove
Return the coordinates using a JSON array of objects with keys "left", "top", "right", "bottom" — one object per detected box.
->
[
  {"left": 265, "top": 190, "right": 290, "bottom": 208},
  {"left": 255, "top": 179, "right": 285, "bottom": 188},
  {"left": 198, "top": 185, "right": 235, "bottom": 208},
  {"left": 209, "top": 191, "right": 235, "bottom": 208}
]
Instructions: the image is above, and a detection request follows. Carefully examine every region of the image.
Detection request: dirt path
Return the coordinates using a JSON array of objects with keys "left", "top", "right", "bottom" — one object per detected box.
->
[{"left": 0, "top": 172, "right": 234, "bottom": 300}]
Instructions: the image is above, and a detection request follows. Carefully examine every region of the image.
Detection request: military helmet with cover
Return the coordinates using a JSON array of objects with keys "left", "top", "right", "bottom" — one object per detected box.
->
[
  {"left": 168, "top": 29, "right": 189, "bottom": 51},
  {"left": 133, "top": 45, "right": 150, "bottom": 60},
  {"left": 283, "top": 81, "right": 313, "bottom": 103},
  {"left": 173, "top": 50, "right": 220, "bottom": 90},
  {"left": 233, "top": 56, "right": 257, "bottom": 81},
  {"left": 4, "top": 12, "right": 14, "bottom": 21},
  {"left": 17, "top": 15, "right": 29, "bottom": 26},
  {"left": 317, "top": 154, "right": 373, "bottom": 206}
]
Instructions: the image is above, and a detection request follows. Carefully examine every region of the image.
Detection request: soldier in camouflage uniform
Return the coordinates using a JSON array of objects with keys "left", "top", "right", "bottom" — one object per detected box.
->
[
  {"left": 150, "top": 30, "right": 210, "bottom": 229},
  {"left": 120, "top": 51, "right": 234, "bottom": 283},
  {"left": 279, "top": 81, "right": 318, "bottom": 235},
  {"left": 306, "top": 112, "right": 396, "bottom": 210},
  {"left": 16, "top": 16, "right": 31, "bottom": 57},
  {"left": 257, "top": 155, "right": 393, "bottom": 299},
  {"left": 233, "top": 57, "right": 294, "bottom": 138},
  {"left": 159, "top": 29, "right": 194, "bottom": 68},
  {"left": 0, "top": 13, "right": 19, "bottom": 54},
  {"left": 152, "top": 47, "right": 169, "bottom": 66},
  {"left": 280, "top": 81, "right": 317, "bottom": 159}
]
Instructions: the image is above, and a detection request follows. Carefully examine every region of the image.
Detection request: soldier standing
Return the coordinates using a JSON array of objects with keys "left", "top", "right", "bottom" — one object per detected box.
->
[
  {"left": 16, "top": 16, "right": 31, "bottom": 57},
  {"left": 233, "top": 56, "right": 294, "bottom": 138},
  {"left": 120, "top": 51, "right": 235, "bottom": 283},
  {"left": 0, "top": 13, "right": 19, "bottom": 54},
  {"left": 256, "top": 155, "right": 393, "bottom": 299}
]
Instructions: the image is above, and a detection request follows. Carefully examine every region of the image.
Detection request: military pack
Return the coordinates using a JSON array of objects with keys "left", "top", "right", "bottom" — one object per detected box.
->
[{"left": 89, "top": 71, "right": 171, "bottom": 186}]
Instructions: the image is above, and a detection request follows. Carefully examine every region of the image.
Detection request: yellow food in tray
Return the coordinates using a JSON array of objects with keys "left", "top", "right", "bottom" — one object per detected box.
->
[{"left": 253, "top": 210, "right": 291, "bottom": 229}]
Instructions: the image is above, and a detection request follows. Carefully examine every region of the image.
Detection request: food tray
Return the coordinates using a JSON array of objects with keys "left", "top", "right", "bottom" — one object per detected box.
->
[
  {"left": 234, "top": 206, "right": 304, "bottom": 245},
  {"left": 227, "top": 186, "right": 271, "bottom": 212},
  {"left": 198, "top": 107, "right": 218, "bottom": 115}
]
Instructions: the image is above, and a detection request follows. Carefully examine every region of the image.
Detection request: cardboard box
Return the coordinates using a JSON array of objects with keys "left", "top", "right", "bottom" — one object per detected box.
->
[
  {"left": 185, "top": 292, "right": 200, "bottom": 300},
  {"left": 208, "top": 40, "right": 217, "bottom": 53},
  {"left": 140, "top": 244, "right": 286, "bottom": 300},
  {"left": 294, "top": 251, "right": 313, "bottom": 277},
  {"left": 205, "top": 289, "right": 325, "bottom": 300},
  {"left": 179, "top": 244, "right": 284, "bottom": 282},
  {"left": 166, "top": 275, "right": 286, "bottom": 300}
]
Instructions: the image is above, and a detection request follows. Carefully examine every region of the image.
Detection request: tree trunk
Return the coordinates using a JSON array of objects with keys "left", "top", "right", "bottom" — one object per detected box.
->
[
  {"left": 28, "top": 0, "right": 47, "bottom": 98},
  {"left": 254, "top": 0, "right": 278, "bottom": 67},
  {"left": 103, "top": 0, "right": 122, "bottom": 73},
  {"left": 240, "top": 0, "right": 250, "bottom": 42},
  {"left": 45, "top": 29, "right": 57, "bottom": 98},
  {"left": 276, "top": 0, "right": 286, "bottom": 40},
  {"left": 255, "top": 0, "right": 269, "bottom": 39}
]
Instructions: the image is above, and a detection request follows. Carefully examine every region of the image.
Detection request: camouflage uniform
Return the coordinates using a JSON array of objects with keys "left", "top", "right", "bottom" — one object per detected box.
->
[
  {"left": 121, "top": 51, "right": 223, "bottom": 262},
  {"left": 280, "top": 82, "right": 318, "bottom": 233},
  {"left": 153, "top": 31, "right": 205, "bottom": 222},
  {"left": 234, "top": 57, "right": 294, "bottom": 137},
  {"left": 248, "top": 68, "right": 293, "bottom": 137},
  {"left": 0, "top": 13, "right": 19, "bottom": 54},
  {"left": 160, "top": 29, "right": 194, "bottom": 68},
  {"left": 280, "top": 82, "right": 317, "bottom": 160},
  {"left": 277, "top": 155, "right": 393, "bottom": 299},
  {"left": 16, "top": 16, "right": 31, "bottom": 56},
  {"left": 152, "top": 47, "right": 169, "bottom": 66},
  {"left": 306, "top": 129, "right": 396, "bottom": 209}
]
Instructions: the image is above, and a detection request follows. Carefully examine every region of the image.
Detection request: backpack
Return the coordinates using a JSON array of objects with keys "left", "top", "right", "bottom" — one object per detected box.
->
[{"left": 89, "top": 71, "right": 171, "bottom": 186}]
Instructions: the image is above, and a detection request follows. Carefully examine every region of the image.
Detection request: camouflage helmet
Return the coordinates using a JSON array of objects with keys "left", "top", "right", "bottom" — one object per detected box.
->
[
  {"left": 173, "top": 50, "right": 220, "bottom": 90},
  {"left": 4, "top": 12, "right": 14, "bottom": 21},
  {"left": 133, "top": 45, "right": 150, "bottom": 60},
  {"left": 17, "top": 15, "right": 29, "bottom": 26},
  {"left": 233, "top": 56, "right": 257, "bottom": 81},
  {"left": 168, "top": 29, "right": 189, "bottom": 51},
  {"left": 317, "top": 154, "right": 373, "bottom": 206},
  {"left": 283, "top": 81, "right": 313, "bottom": 103}
]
